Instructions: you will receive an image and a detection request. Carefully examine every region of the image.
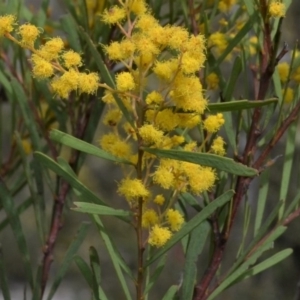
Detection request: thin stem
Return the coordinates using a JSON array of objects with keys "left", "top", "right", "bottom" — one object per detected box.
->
[
  {"left": 144, "top": 246, "right": 151, "bottom": 300},
  {"left": 193, "top": 1, "right": 286, "bottom": 298},
  {"left": 40, "top": 97, "right": 94, "bottom": 298},
  {"left": 40, "top": 180, "right": 71, "bottom": 295},
  {"left": 136, "top": 146, "right": 145, "bottom": 300},
  {"left": 254, "top": 100, "right": 300, "bottom": 170}
]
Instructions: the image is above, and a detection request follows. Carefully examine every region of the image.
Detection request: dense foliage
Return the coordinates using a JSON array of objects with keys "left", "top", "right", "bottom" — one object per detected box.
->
[{"left": 0, "top": 1, "right": 299, "bottom": 299}]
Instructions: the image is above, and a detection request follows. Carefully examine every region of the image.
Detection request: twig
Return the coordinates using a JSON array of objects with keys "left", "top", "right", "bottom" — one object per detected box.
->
[
  {"left": 254, "top": 100, "right": 300, "bottom": 170},
  {"left": 283, "top": 207, "right": 300, "bottom": 226},
  {"left": 0, "top": 52, "right": 24, "bottom": 85},
  {"left": 136, "top": 143, "right": 145, "bottom": 299},
  {"left": 192, "top": 1, "right": 288, "bottom": 298},
  {"left": 40, "top": 180, "right": 71, "bottom": 295},
  {"left": 193, "top": 215, "right": 224, "bottom": 300},
  {"left": 188, "top": 0, "right": 199, "bottom": 36},
  {"left": 193, "top": 245, "right": 225, "bottom": 300},
  {"left": 40, "top": 97, "right": 94, "bottom": 298}
]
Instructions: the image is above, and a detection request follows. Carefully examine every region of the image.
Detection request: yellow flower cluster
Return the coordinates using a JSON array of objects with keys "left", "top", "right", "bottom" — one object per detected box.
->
[
  {"left": 142, "top": 208, "right": 185, "bottom": 247},
  {"left": 203, "top": 113, "right": 225, "bottom": 133},
  {"left": 211, "top": 136, "right": 226, "bottom": 156},
  {"left": 0, "top": 15, "right": 100, "bottom": 99},
  {"left": 205, "top": 2, "right": 262, "bottom": 60},
  {"left": 97, "top": 0, "right": 227, "bottom": 247},
  {"left": 0, "top": 14, "right": 15, "bottom": 36},
  {"left": 1, "top": 1, "right": 229, "bottom": 248},
  {"left": 118, "top": 178, "right": 150, "bottom": 203},
  {"left": 148, "top": 225, "right": 172, "bottom": 248},
  {"left": 208, "top": 32, "right": 228, "bottom": 58},
  {"left": 153, "top": 159, "right": 216, "bottom": 194},
  {"left": 269, "top": 1, "right": 286, "bottom": 18}
]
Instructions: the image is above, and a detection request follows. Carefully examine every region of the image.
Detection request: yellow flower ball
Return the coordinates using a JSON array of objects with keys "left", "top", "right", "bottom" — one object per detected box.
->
[
  {"left": 101, "top": 6, "right": 126, "bottom": 24},
  {"left": 148, "top": 225, "right": 172, "bottom": 247},
  {"left": 165, "top": 209, "right": 184, "bottom": 231},
  {"left": 269, "top": 2, "right": 286, "bottom": 18},
  {"left": 142, "top": 209, "right": 159, "bottom": 228},
  {"left": 78, "top": 72, "right": 99, "bottom": 95},
  {"left": 118, "top": 178, "right": 150, "bottom": 202},
  {"left": 139, "top": 124, "right": 164, "bottom": 145},
  {"left": 203, "top": 113, "right": 225, "bottom": 133},
  {"left": 0, "top": 15, "right": 16, "bottom": 36},
  {"left": 100, "top": 133, "right": 133, "bottom": 160},
  {"left": 38, "top": 37, "right": 64, "bottom": 61},
  {"left": 18, "top": 23, "right": 40, "bottom": 47},
  {"left": 31, "top": 54, "right": 54, "bottom": 79},
  {"left": 116, "top": 72, "right": 135, "bottom": 92},
  {"left": 62, "top": 50, "right": 82, "bottom": 69},
  {"left": 211, "top": 136, "right": 226, "bottom": 156},
  {"left": 154, "top": 194, "right": 165, "bottom": 205}
]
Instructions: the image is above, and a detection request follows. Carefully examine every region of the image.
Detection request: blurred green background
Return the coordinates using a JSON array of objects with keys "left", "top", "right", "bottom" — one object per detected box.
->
[{"left": 1, "top": 0, "right": 300, "bottom": 299}]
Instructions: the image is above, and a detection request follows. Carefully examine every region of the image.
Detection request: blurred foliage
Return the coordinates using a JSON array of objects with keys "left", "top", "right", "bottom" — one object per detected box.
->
[{"left": 1, "top": 0, "right": 300, "bottom": 300}]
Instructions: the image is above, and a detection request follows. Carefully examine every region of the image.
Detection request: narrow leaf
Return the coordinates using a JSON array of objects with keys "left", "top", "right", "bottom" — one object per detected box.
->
[
  {"left": 162, "top": 285, "right": 179, "bottom": 300},
  {"left": 144, "top": 255, "right": 166, "bottom": 295},
  {"left": 254, "top": 169, "right": 270, "bottom": 237},
  {"left": 90, "top": 247, "right": 101, "bottom": 286},
  {"left": 75, "top": 190, "right": 134, "bottom": 281},
  {"left": 223, "top": 111, "right": 236, "bottom": 151},
  {"left": 181, "top": 222, "right": 210, "bottom": 300},
  {"left": 83, "top": 95, "right": 105, "bottom": 146},
  {"left": 60, "top": 14, "right": 81, "bottom": 51},
  {"left": 207, "top": 98, "right": 278, "bottom": 112},
  {"left": 0, "top": 197, "right": 32, "bottom": 232},
  {"left": 278, "top": 121, "right": 297, "bottom": 219},
  {"left": 74, "top": 256, "right": 95, "bottom": 291},
  {"left": 93, "top": 215, "right": 132, "bottom": 300},
  {"left": 11, "top": 79, "right": 41, "bottom": 150},
  {"left": 76, "top": 0, "right": 89, "bottom": 31},
  {"left": 179, "top": 192, "right": 201, "bottom": 211},
  {"left": 242, "top": 0, "right": 255, "bottom": 15},
  {"left": 47, "top": 222, "right": 90, "bottom": 300},
  {"left": 34, "top": 152, "right": 106, "bottom": 205},
  {"left": 223, "top": 56, "right": 242, "bottom": 102},
  {"left": 74, "top": 256, "right": 101, "bottom": 300},
  {"left": 208, "top": 226, "right": 287, "bottom": 299},
  {"left": 214, "top": 13, "right": 257, "bottom": 66},
  {"left": 0, "top": 179, "right": 34, "bottom": 289},
  {"left": 72, "top": 202, "right": 132, "bottom": 218},
  {"left": 284, "top": 189, "right": 300, "bottom": 219},
  {"left": 237, "top": 248, "right": 293, "bottom": 281},
  {"left": 50, "top": 129, "right": 131, "bottom": 164},
  {"left": 0, "top": 246, "right": 11, "bottom": 300},
  {"left": 0, "top": 70, "right": 12, "bottom": 99},
  {"left": 32, "top": 264, "right": 42, "bottom": 300},
  {"left": 78, "top": 26, "right": 114, "bottom": 85},
  {"left": 15, "top": 132, "right": 45, "bottom": 244},
  {"left": 239, "top": 200, "right": 283, "bottom": 268}
]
